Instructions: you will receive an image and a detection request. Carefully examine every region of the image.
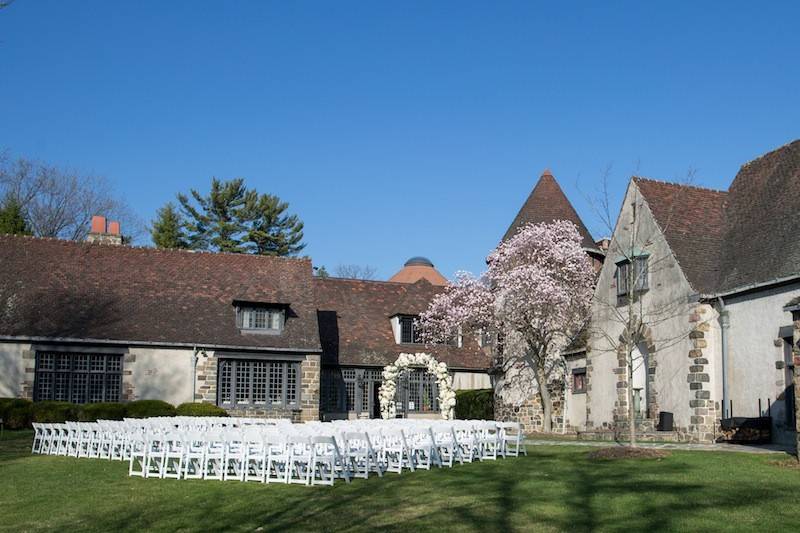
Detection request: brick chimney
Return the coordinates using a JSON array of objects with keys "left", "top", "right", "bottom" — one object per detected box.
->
[{"left": 87, "top": 215, "right": 123, "bottom": 245}]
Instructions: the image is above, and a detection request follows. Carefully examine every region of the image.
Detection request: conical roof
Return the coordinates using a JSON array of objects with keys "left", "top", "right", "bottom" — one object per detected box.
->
[{"left": 503, "top": 169, "right": 597, "bottom": 250}]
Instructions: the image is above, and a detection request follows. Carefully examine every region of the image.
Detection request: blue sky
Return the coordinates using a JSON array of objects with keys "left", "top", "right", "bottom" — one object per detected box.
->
[{"left": 1, "top": 1, "right": 798, "bottom": 279}]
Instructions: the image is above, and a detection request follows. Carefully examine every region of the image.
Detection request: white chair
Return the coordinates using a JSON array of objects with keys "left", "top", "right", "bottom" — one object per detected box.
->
[
  {"left": 243, "top": 429, "right": 267, "bottom": 483},
  {"left": 182, "top": 431, "right": 206, "bottom": 480},
  {"left": 223, "top": 430, "right": 246, "bottom": 481},
  {"left": 499, "top": 421, "right": 527, "bottom": 457},
  {"left": 128, "top": 431, "right": 148, "bottom": 478},
  {"left": 479, "top": 422, "right": 499, "bottom": 461},
  {"left": 146, "top": 432, "right": 168, "bottom": 478},
  {"left": 162, "top": 432, "right": 186, "bottom": 479},
  {"left": 343, "top": 432, "right": 383, "bottom": 479},
  {"left": 382, "top": 429, "right": 415, "bottom": 474},
  {"left": 31, "top": 423, "right": 46, "bottom": 454},
  {"left": 266, "top": 435, "right": 291, "bottom": 484},
  {"left": 202, "top": 431, "right": 226, "bottom": 481},
  {"left": 311, "top": 435, "right": 350, "bottom": 486},
  {"left": 288, "top": 435, "right": 313, "bottom": 485}
]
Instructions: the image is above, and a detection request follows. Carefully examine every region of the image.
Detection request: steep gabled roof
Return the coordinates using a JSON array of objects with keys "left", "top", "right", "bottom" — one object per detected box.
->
[
  {"left": 503, "top": 170, "right": 597, "bottom": 250},
  {"left": 314, "top": 277, "right": 490, "bottom": 370},
  {"left": 0, "top": 235, "right": 321, "bottom": 352},
  {"left": 717, "top": 140, "right": 800, "bottom": 293},
  {"left": 633, "top": 178, "right": 728, "bottom": 294}
]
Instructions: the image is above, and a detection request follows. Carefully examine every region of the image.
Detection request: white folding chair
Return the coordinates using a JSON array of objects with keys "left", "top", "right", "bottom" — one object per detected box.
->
[
  {"left": 288, "top": 435, "right": 313, "bottom": 485},
  {"left": 311, "top": 435, "right": 351, "bottom": 486},
  {"left": 266, "top": 434, "right": 291, "bottom": 484}
]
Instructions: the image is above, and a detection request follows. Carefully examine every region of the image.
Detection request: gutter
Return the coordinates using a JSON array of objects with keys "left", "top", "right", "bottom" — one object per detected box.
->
[
  {"left": 0, "top": 335, "right": 323, "bottom": 354},
  {"left": 700, "top": 274, "right": 800, "bottom": 300}
]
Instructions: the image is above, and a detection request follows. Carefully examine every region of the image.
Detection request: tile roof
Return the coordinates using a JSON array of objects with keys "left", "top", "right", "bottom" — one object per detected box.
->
[
  {"left": 717, "top": 140, "right": 800, "bottom": 293},
  {"left": 633, "top": 178, "right": 728, "bottom": 294},
  {"left": 388, "top": 264, "right": 448, "bottom": 285},
  {"left": 632, "top": 139, "right": 800, "bottom": 295},
  {"left": 0, "top": 235, "right": 321, "bottom": 352},
  {"left": 314, "top": 277, "right": 491, "bottom": 370},
  {"left": 503, "top": 170, "right": 597, "bottom": 250}
]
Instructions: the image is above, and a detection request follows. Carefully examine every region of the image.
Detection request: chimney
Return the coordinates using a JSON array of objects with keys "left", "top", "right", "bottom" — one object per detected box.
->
[{"left": 87, "top": 215, "right": 123, "bottom": 245}]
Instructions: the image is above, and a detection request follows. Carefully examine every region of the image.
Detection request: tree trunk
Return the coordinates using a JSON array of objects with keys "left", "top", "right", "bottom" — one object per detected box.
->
[{"left": 534, "top": 365, "right": 553, "bottom": 433}]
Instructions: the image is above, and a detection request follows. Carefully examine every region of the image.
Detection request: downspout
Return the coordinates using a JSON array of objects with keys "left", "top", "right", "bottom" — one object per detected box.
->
[
  {"left": 717, "top": 298, "right": 730, "bottom": 419},
  {"left": 191, "top": 346, "right": 200, "bottom": 403}
]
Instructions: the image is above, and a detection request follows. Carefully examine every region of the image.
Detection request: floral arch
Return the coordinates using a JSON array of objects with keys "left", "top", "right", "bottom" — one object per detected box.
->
[{"left": 379, "top": 352, "right": 456, "bottom": 419}]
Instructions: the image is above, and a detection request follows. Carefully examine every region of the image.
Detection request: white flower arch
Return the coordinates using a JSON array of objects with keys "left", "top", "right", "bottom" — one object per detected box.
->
[{"left": 379, "top": 352, "right": 456, "bottom": 419}]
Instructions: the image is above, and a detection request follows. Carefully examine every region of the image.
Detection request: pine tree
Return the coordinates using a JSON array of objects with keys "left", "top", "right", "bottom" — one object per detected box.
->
[
  {"left": 178, "top": 178, "right": 249, "bottom": 253},
  {"left": 172, "top": 178, "right": 306, "bottom": 256},
  {"left": 150, "top": 203, "right": 189, "bottom": 249},
  {"left": 242, "top": 192, "right": 306, "bottom": 256},
  {"left": 0, "top": 196, "right": 30, "bottom": 235}
]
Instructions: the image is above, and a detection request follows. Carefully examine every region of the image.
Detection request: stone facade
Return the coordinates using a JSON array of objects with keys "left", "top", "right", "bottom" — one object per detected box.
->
[
  {"left": 494, "top": 385, "right": 565, "bottom": 434},
  {"left": 686, "top": 305, "right": 718, "bottom": 443},
  {"left": 194, "top": 351, "right": 321, "bottom": 422}
]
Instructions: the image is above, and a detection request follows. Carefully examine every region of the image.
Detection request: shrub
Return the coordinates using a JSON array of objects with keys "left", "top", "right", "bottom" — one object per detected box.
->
[
  {"left": 176, "top": 402, "right": 228, "bottom": 417},
  {"left": 125, "top": 400, "right": 176, "bottom": 418},
  {"left": 31, "top": 401, "right": 80, "bottom": 423},
  {"left": 1, "top": 398, "right": 34, "bottom": 429},
  {"left": 454, "top": 388, "right": 494, "bottom": 420},
  {"left": 78, "top": 402, "right": 128, "bottom": 421}
]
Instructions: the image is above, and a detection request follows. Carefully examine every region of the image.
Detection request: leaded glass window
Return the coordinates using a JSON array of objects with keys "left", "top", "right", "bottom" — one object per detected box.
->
[
  {"left": 217, "top": 359, "right": 300, "bottom": 409},
  {"left": 237, "top": 306, "right": 284, "bottom": 332},
  {"left": 34, "top": 351, "right": 123, "bottom": 403}
]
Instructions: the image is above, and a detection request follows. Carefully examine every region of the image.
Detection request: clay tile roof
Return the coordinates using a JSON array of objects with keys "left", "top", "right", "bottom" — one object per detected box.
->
[
  {"left": 717, "top": 140, "right": 800, "bottom": 293},
  {"left": 633, "top": 178, "right": 728, "bottom": 294},
  {"left": 0, "top": 235, "right": 321, "bottom": 352},
  {"left": 388, "top": 257, "right": 448, "bottom": 286},
  {"left": 314, "top": 277, "right": 491, "bottom": 370},
  {"left": 503, "top": 170, "right": 597, "bottom": 250}
]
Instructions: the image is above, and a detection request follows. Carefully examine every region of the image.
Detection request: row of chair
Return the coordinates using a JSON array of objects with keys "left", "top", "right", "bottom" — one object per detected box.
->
[{"left": 31, "top": 418, "right": 527, "bottom": 486}]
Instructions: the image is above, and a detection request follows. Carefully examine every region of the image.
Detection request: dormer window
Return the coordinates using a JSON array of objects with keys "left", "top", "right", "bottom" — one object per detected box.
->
[
  {"left": 615, "top": 254, "right": 649, "bottom": 297},
  {"left": 237, "top": 306, "right": 284, "bottom": 333},
  {"left": 399, "top": 315, "right": 422, "bottom": 344}
]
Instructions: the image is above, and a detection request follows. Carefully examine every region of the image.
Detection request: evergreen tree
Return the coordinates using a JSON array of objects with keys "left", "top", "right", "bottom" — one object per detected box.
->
[
  {"left": 172, "top": 178, "right": 306, "bottom": 256},
  {"left": 0, "top": 196, "right": 29, "bottom": 235},
  {"left": 150, "top": 202, "right": 189, "bottom": 249},
  {"left": 178, "top": 178, "right": 249, "bottom": 253},
  {"left": 242, "top": 192, "right": 305, "bottom": 256}
]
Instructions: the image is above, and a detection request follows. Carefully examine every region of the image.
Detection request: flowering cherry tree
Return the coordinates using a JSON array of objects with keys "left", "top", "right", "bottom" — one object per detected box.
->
[{"left": 419, "top": 221, "right": 594, "bottom": 432}]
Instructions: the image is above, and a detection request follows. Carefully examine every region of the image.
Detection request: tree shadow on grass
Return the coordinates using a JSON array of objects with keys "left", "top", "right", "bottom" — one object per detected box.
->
[{"left": 6, "top": 446, "right": 800, "bottom": 532}]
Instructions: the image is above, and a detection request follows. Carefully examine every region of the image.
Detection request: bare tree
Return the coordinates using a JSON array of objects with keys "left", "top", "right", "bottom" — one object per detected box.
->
[
  {"left": 0, "top": 151, "right": 144, "bottom": 242},
  {"left": 584, "top": 166, "right": 708, "bottom": 447},
  {"left": 334, "top": 264, "right": 378, "bottom": 280}
]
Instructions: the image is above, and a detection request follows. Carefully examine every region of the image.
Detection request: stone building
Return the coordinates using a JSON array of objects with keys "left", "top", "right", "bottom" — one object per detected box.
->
[{"left": 0, "top": 226, "right": 490, "bottom": 420}]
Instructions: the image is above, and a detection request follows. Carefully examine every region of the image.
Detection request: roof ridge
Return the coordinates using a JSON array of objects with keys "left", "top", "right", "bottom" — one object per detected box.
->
[
  {"left": 315, "top": 276, "right": 436, "bottom": 287},
  {"left": 0, "top": 233, "right": 312, "bottom": 264},
  {"left": 632, "top": 176, "right": 728, "bottom": 194},
  {"left": 739, "top": 139, "right": 800, "bottom": 171}
]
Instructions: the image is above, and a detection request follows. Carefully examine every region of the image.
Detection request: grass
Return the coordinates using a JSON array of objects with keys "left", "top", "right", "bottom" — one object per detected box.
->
[{"left": 1, "top": 430, "right": 799, "bottom": 532}]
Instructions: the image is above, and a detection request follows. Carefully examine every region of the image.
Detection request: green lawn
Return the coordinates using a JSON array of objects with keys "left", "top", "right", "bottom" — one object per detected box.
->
[{"left": 1, "top": 430, "right": 798, "bottom": 532}]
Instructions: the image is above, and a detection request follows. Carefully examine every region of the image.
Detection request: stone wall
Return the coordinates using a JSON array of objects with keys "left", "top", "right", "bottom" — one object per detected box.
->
[
  {"left": 687, "top": 304, "right": 718, "bottom": 443},
  {"left": 494, "top": 384, "right": 565, "bottom": 434}
]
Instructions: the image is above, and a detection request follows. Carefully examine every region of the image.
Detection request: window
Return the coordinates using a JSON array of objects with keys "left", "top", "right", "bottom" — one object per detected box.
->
[
  {"left": 572, "top": 368, "right": 587, "bottom": 394},
  {"left": 615, "top": 255, "right": 649, "bottom": 297},
  {"left": 401, "top": 369, "right": 440, "bottom": 413},
  {"left": 399, "top": 316, "right": 422, "bottom": 344},
  {"left": 237, "top": 306, "right": 284, "bottom": 332},
  {"left": 217, "top": 359, "right": 300, "bottom": 408},
  {"left": 321, "top": 367, "right": 384, "bottom": 415},
  {"left": 34, "top": 351, "right": 122, "bottom": 403}
]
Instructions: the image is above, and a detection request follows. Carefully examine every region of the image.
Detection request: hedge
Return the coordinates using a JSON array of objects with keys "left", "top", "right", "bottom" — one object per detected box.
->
[
  {"left": 124, "top": 400, "right": 177, "bottom": 419},
  {"left": 77, "top": 402, "right": 128, "bottom": 421},
  {"left": 454, "top": 388, "right": 494, "bottom": 420},
  {"left": 30, "top": 401, "right": 80, "bottom": 423},
  {"left": 0, "top": 398, "right": 34, "bottom": 429},
  {"left": 176, "top": 402, "right": 228, "bottom": 417}
]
